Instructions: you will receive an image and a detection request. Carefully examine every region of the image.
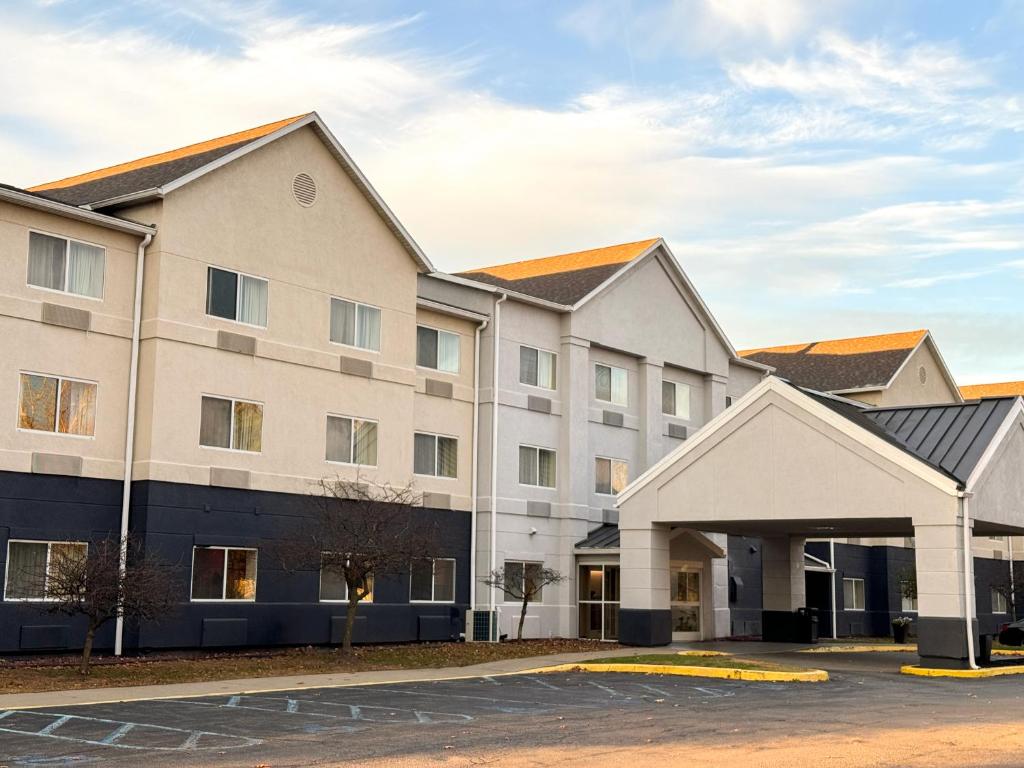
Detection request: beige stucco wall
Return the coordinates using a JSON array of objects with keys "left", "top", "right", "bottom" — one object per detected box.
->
[{"left": 851, "top": 341, "right": 959, "bottom": 407}]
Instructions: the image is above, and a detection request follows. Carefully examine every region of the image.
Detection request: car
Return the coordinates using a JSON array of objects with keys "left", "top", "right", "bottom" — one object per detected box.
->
[{"left": 998, "top": 619, "right": 1024, "bottom": 646}]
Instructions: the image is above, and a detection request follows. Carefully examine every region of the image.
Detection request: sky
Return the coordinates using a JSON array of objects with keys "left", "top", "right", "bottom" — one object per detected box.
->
[{"left": 3, "top": 0, "right": 1024, "bottom": 384}]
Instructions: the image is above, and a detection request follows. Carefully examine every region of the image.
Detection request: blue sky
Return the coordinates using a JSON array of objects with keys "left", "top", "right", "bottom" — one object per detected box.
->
[{"left": 4, "top": 1, "right": 1024, "bottom": 383}]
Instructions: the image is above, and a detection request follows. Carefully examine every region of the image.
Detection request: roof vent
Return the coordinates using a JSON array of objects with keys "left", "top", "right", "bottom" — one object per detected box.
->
[
  {"left": 292, "top": 173, "right": 317, "bottom": 207},
  {"left": 919, "top": 365, "right": 927, "bottom": 384}
]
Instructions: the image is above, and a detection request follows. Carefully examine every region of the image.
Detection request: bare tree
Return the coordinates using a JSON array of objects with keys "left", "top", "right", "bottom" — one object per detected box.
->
[
  {"left": 484, "top": 564, "right": 565, "bottom": 641},
  {"left": 275, "top": 478, "right": 442, "bottom": 654},
  {"left": 21, "top": 535, "right": 179, "bottom": 673}
]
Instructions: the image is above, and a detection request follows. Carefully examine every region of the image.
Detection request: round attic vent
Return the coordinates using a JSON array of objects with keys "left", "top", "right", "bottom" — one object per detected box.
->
[
  {"left": 918, "top": 365, "right": 928, "bottom": 384},
  {"left": 292, "top": 173, "right": 318, "bottom": 207}
]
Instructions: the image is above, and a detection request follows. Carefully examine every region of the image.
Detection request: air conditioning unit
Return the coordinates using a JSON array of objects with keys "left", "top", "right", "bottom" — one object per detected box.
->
[{"left": 465, "top": 609, "right": 498, "bottom": 642}]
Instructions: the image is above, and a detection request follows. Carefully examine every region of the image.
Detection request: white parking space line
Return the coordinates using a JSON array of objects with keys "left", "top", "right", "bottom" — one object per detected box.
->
[
  {"left": 100, "top": 721, "right": 136, "bottom": 745},
  {"left": 638, "top": 683, "right": 672, "bottom": 697},
  {"left": 526, "top": 676, "right": 561, "bottom": 691},
  {"left": 36, "top": 714, "right": 72, "bottom": 735},
  {"left": 482, "top": 676, "right": 500, "bottom": 685},
  {"left": 585, "top": 680, "right": 622, "bottom": 696}
]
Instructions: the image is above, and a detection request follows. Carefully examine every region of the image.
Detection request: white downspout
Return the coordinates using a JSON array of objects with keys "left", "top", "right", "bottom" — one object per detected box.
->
[
  {"left": 488, "top": 294, "right": 507, "bottom": 631},
  {"left": 114, "top": 232, "right": 152, "bottom": 657},
  {"left": 1010, "top": 536, "right": 1017, "bottom": 621},
  {"left": 828, "top": 538, "right": 838, "bottom": 639},
  {"left": 961, "top": 493, "right": 979, "bottom": 670},
  {"left": 469, "top": 315, "right": 489, "bottom": 613}
]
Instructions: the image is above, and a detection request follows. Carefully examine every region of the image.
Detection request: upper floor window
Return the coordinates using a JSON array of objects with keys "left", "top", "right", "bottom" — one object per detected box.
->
[
  {"left": 417, "top": 326, "right": 459, "bottom": 373},
  {"left": 28, "top": 232, "right": 104, "bottom": 299},
  {"left": 206, "top": 266, "right": 268, "bottom": 328},
  {"left": 595, "top": 457, "right": 628, "bottom": 495},
  {"left": 410, "top": 558, "right": 456, "bottom": 602},
  {"left": 4, "top": 540, "right": 87, "bottom": 601},
  {"left": 519, "top": 445, "right": 556, "bottom": 488},
  {"left": 190, "top": 546, "right": 257, "bottom": 601},
  {"left": 18, "top": 373, "right": 97, "bottom": 437},
  {"left": 662, "top": 380, "right": 691, "bottom": 419},
  {"left": 326, "top": 415, "right": 378, "bottom": 466},
  {"left": 595, "top": 363, "right": 627, "bottom": 406},
  {"left": 200, "top": 395, "right": 263, "bottom": 452},
  {"left": 330, "top": 297, "right": 381, "bottom": 352},
  {"left": 502, "top": 561, "right": 545, "bottom": 603},
  {"left": 520, "top": 346, "right": 557, "bottom": 390},
  {"left": 413, "top": 432, "right": 458, "bottom": 478}
]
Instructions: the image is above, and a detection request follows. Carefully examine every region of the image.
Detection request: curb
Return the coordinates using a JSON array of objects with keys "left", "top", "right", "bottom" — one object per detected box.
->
[
  {"left": 524, "top": 662, "right": 829, "bottom": 683},
  {"left": 901, "top": 663, "right": 1024, "bottom": 679},
  {"left": 799, "top": 644, "right": 915, "bottom": 653},
  {"left": 676, "top": 650, "right": 732, "bottom": 657}
]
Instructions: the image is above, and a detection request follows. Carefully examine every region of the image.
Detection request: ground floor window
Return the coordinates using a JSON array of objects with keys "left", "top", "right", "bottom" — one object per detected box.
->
[
  {"left": 191, "top": 546, "right": 257, "bottom": 601},
  {"left": 4, "top": 540, "right": 87, "bottom": 600},
  {"left": 992, "top": 587, "right": 1008, "bottom": 614},
  {"left": 319, "top": 554, "right": 373, "bottom": 603},
  {"left": 410, "top": 558, "right": 456, "bottom": 602},
  {"left": 900, "top": 579, "right": 918, "bottom": 612},
  {"left": 578, "top": 564, "right": 619, "bottom": 641},
  {"left": 843, "top": 577, "right": 865, "bottom": 611}
]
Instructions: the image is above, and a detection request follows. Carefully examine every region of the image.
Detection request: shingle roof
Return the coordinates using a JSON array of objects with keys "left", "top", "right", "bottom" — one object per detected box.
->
[
  {"left": 456, "top": 238, "right": 659, "bottom": 304},
  {"left": 960, "top": 381, "right": 1024, "bottom": 400},
  {"left": 27, "top": 115, "right": 308, "bottom": 207},
  {"left": 738, "top": 330, "right": 927, "bottom": 393},
  {"left": 575, "top": 524, "right": 620, "bottom": 549}
]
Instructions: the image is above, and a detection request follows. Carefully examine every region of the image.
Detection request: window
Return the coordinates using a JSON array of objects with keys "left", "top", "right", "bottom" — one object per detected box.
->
[
  {"left": 595, "top": 363, "right": 627, "bottom": 406},
  {"left": 662, "top": 380, "right": 691, "bottom": 419},
  {"left": 595, "top": 457, "right": 629, "bottom": 495},
  {"left": 414, "top": 432, "right": 458, "bottom": 478},
  {"left": 520, "top": 346, "right": 557, "bottom": 390},
  {"left": 27, "top": 232, "right": 104, "bottom": 299},
  {"left": 725, "top": 396, "right": 734, "bottom": 408},
  {"left": 503, "top": 561, "right": 545, "bottom": 603},
  {"left": 900, "top": 580, "right": 918, "bottom": 612},
  {"left": 416, "top": 326, "right": 459, "bottom": 373},
  {"left": 843, "top": 577, "right": 865, "bottom": 611},
  {"left": 200, "top": 396, "right": 263, "bottom": 452},
  {"left": 330, "top": 298, "right": 381, "bottom": 351},
  {"left": 326, "top": 415, "right": 378, "bottom": 466},
  {"left": 190, "top": 547, "right": 257, "bottom": 601},
  {"left": 206, "top": 266, "right": 268, "bottom": 327},
  {"left": 519, "top": 445, "right": 556, "bottom": 488},
  {"left": 410, "top": 558, "right": 456, "bottom": 602},
  {"left": 18, "top": 373, "right": 97, "bottom": 437},
  {"left": 319, "top": 554, "right": 373, "bottom": 603},
  {"left": 4, "top": 540, "right": 87, "bottom": 601},
  {"left": 993, "top": 588, "right": 1008, "bottom": 614}
]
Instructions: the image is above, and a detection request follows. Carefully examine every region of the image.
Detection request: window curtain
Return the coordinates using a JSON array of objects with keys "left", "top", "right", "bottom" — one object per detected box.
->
[
  {"left": 353, "top": 420, "right": 377, "bottom": 466},
  {"left": 414, "top": 433, "right": 436, "bottom": 475},
  {"left": 191, "top": 548, "right": 225, "bottom": 599},
  {"left": 538, "top": 351, "right": 555, "bottom": 389},
  {"left": 434, "top": 559, "right": 455, "bottom": 602},
  {"left": 662, "top": 381, "right": 676, "bottom": 416},
  {"left": 58, "top": 380, "right": 97, "bottom": 436},
  {"left": 538, "top": 449, "right": 556, "bottom": 488},
  {"left": 595, "top": 365, "right": 611, "bottom": 401},
  {"left": 437, "top": 436, "right": 458, "bottom": 478},
  {"left": 611, "top": 460, "right": 629, "bottom": 494},
  {"left": 595, "top": 458, "right": 611, "bottom": 494},
  {"left": 611, "top": 369, "right": 628, "bottom": 405},
  {"left": 410, "top": 559, "right": 434, "bottom": 601},
  {"left": 319, "top": 557, "right": 347, "bottom": 601},
  {"left": 27, "top": 233, "right": 66, "bottom": 291},
  {"left": 18, "top": 374, "right": 58, "bottom": 432},
  {"left": 520, "top": 346, "right": 538, "bottom": 386},
  {"left": 326, "top": 416, "right": 353, "bottom": 463},
  {"left": 331, "top": 298, "right": 356, "bottom": 345},
  {"left": 676, "top": 384, "right": 690, "bottom": 419},
  {"left": 226, "top": 549, "right": 257, "bottom": 599},
  {"left": 525, "top": 562, "right": 544, "bottom": 602},
  {"left": 416, "top": 327, "right": 437, "bottom": 368},
  {"left": 233, "top": 401, "right": 263, "bottom": 452},
  {"left": 503, "top": 561, "right": 523, "bottom": 602},
  {"left": 356, "top": 305, "right": 381, "bottom": 351},
  {"left": 199, "top": 396, "right": 232, "bottom": 448},
  {"left": 238, "top": 275, "right": 268, "bottom": 327},
  {"left": 67, "top": 241, "right": 104, "bottom": 298},
  {"left": 6, "top": 541, "right": 48, "bottom": 599},
  {"left": 518, "top": 446, "right": 537, "bottom": 485},
  {"left": 438, "top": 332, "right": 460, "bottom": 373}
]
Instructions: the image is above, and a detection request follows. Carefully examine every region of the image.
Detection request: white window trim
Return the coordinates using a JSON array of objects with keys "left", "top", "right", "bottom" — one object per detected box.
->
[
  {"left": 594, "top": 455, "right": 629, "bottom": 497},
  {"left": 662, "top": 379, "right": 692, "bottom": 420},
  {"left": 325, "top": 413, "right": 379, "bottom": 468},
  {"left": 26, "top": 229, "right": 106, "bottom": 302},
  {"left": 413, "top": 431, "right": 458, "bottom": 480},
  {"left": 3, "top": 539, "right": 89, "bottom": 602},
  {"left": 16, "top": 371, "right": 98, "bottom": 440},
  {"left": 501, "top": 560, "right": 545, "bottom": 605},
  {"left": 594, "top": 362, "right": 628, "bottom": 406},
  {"left": 843, "top": 577, "right": 865, "bottom": 611},
  {"left": 518, "top": 345, "right": 558, "bottom": 391},
  {"left": 409, "top": 557, "right": 457, "bottom": 603},
  {"left": 318, "top": 554, "right": 374, "bottom": 603},
  {"left": 518, "top": 443, "right": 557, "bottom": 489},
  {"left": 993, "top": 588, "right": 1008, "bottom": 614},
  {"left": 206, "top": 265, "right": 269, "bottom": 329},
  {"left": 329, "top": 296, "right": 382, "bottom": 354},
  {"left": 416, "top": 323, "right": 461, "bottom": 375},
  {"left": 199, "top": 394, "right": 264, "bottom": 454},
  {"left": 189, "top": 546, "right": 258, "bottom": 602}
]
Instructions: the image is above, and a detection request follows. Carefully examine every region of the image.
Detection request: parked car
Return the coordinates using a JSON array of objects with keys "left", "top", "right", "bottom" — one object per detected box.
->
[{"left": 998, "top": 619, "right": 1024, "bottom": 646}]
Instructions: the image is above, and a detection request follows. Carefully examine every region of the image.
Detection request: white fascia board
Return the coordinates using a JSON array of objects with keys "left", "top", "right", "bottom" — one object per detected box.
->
[
  {"left": 617, "top": 376, "right": 960, "bottom": 507},
  {"left": 81, "top": 188, "right": 163, "bottom": 211},
  {"left": 0, "top": 187, "right": 156, "bottom": 236},
  {"left": 731, "top": 355, "right": 774, "bottom": 373},
  {"left": 416, "top": 296, "right": 490, "bottom": 322},
  {"left": 431, "top": 272, "right": 570, "bottom": 312},
  {"left": 964, "top": 397, "right": 1024, "bottom": 491}
]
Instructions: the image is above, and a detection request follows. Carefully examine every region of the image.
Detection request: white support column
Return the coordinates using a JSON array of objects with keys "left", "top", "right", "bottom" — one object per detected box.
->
[
  {"left": 619, "top": 523, "right": 672, "bottom": 645},
  {"left": 762, "top": 535, "right": 806, "bottom": 611},
  {"left": 915, "top": 519, "right": 977, "bottom": 668},
  {"left": 703, "top": 372, "right": 728, "bottom": 424}
]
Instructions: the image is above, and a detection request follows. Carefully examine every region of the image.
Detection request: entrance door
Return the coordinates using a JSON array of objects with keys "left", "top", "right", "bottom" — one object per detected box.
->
[
  {"left": 671, "top": 566, "right": 702, "bottom": 641},
  {"left": 578, "top": 564, "right": 620, "bottom": 641}
]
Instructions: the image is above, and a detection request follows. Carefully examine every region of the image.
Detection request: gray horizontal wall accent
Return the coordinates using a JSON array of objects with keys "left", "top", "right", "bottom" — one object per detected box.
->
[
  {"left": 527, "top": 395, "right": 552, "bottom": 414},
  {"left": 340, "top": 355, "right": 373, "bottom": 378},
  {"left": 422, "top": 492, "right": 452, "bottom": 510},
  {"left": 216, "top": 330, "right": 256, "bottom": 356},
  {"left": 526, "top": 500, "right": 551, "bottom": 518},
  {"left": 424, "top": 379, "right": 453, "bottom": 398},
  {"left": 209, "top": 467, "right": 251, "bottom": 489},
  {"left": 602, "top": 410, "right": 624, "bottom": 427},
  {"left": 602, "top": 508, "right": 619, "bottom": 524},
  {"left": 666, "top": 423, "right": 689, "bottom": 440},
  {"left": 40, "top": 302, "right": 90, "bottom": 332},
  {"left": 31, "top": 452, "right": 82, "bottom": 477}
]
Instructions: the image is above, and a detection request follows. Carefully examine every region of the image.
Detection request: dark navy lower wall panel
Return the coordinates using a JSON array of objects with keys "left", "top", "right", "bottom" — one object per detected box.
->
[{"left": 727, "top": 536, "right": 763, "bottom": 636}]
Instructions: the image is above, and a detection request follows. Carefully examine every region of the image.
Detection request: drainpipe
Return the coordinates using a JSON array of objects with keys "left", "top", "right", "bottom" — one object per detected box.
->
[
  {"left": 488, "top": 294, "right": 507, "bottom": 631},
  {"left": 960, "top": 492, "right": 979, "bottom": 670},
  {"left": 828, "top": 538, "right": 838, "bottom": 639},
  {"left": 469, "top": 314, "right": 490, "bottom": 614},
  {"left": 114, "top": 232, "right": 153, "bottom": 657},
  {"left": 1010, "top": 536, "right": 1017, "bottom": 621}
]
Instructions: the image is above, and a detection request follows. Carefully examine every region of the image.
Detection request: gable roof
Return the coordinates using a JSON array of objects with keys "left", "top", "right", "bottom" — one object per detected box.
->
[
  {"left": 960, "top": 381, "right": 1024, "bottom": 400},
  {"left": 737, "top": 330, "right": 930, "bottom": 394},
  {"left": 456, "top": 238, "right": 659, "bottom": 305},
  {"left": 24, "top": 112, "right": 433, "bottom": 273}
]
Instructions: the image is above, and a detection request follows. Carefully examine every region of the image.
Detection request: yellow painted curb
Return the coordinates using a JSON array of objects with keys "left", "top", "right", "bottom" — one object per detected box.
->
[
  {"left": 524, "top": 662, "right": 828, "bottom": 683},
  {"left": 901, "top": 664, "right": 1024, "bottom": 679},
  {"left": 800, "top": 644, "right": 916, "bottom": 653},
  {"left": 676, "top": 650, "right": 732, "bottom": 657},
  {"left": 992, "top": 649, "right": 1024, "bottom": 657}
]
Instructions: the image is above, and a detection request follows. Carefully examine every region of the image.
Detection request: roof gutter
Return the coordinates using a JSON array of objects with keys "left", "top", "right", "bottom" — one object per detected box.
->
[
  {"left": 0, "top": 187, "right": 156, "bottom": 236},
  {"left": 428, "top": 272, "right": 569, "bottom": 312}
]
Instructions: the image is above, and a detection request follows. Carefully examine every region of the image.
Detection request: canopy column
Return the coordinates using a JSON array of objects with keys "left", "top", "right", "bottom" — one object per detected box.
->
[
  {"left": 619, "top": 523, "right": 672, "bottom": 646},
  {"left": 915, "top": 519, "right": 978, "bottom": 669}
]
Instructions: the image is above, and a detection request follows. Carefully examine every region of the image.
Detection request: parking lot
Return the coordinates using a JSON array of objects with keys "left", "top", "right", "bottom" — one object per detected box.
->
[{"left": 1, "top": 650, "right": 1023, "bottom": 767}]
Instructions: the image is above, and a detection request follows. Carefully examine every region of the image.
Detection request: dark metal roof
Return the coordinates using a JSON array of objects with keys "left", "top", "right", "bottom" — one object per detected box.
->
[
  {"left": 457, "top": 262, "right": 626, "bottom": 305},
  {"left": 575, "top": 524, "right": 620, "bottom": 549}
]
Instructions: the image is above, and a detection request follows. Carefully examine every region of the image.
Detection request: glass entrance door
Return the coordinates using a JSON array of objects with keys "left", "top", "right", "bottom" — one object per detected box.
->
[
  {"left": 578, "top": 564, "right": 620, "bottom": 641},
  {"left": 671, "top": 566, "right": 702, "bottom": 641}
]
